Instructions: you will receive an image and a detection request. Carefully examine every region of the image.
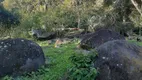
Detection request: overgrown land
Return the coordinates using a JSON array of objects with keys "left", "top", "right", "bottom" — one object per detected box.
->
[
  {"left": 0, "top": 0, "right": 142, "bottom": 80},
  {"left": 0, "top": 0, "right": 142, "bottom": 38}
]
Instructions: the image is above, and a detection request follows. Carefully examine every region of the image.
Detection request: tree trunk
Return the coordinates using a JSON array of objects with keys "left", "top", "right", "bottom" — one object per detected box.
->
[{"left": 77, "top": 15, "right": 80, "bottom": 28}]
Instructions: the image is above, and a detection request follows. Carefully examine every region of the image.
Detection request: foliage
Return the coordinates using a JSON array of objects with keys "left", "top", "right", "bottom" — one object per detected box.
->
[
  {"left": 0, "top": 5, "right": 19, "bottom": 28},
  {"left": 20, "top": 12, "right": 44, "bottom": 29},
  {"left": 0, "top": 0, "right": 142, "bottom": 34},
  {"left": 68, "top": 50, "right": 98, "bottom": 80},
  {"left": 1, "top": 0, "right": 97, "bottom": 33},
  {"left": 128, "top": 40, "right": 142, "bottom": 46}
]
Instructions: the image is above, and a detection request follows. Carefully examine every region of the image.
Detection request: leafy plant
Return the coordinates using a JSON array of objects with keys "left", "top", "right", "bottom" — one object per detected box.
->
[
  {"left": 2, "top": 76, "right": 13, "bottom": 80},
  {"left": 68, "top": 50, "right": 98, "bottom": 80}
]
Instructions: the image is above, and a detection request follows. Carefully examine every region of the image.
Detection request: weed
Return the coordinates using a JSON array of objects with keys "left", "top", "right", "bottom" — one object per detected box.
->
[{"left": 68, "top": 50, "right": 98, "bottom": 80}]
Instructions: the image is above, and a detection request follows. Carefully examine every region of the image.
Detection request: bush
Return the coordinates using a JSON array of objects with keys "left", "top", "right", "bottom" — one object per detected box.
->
[{"left": 68, "top": 50, "right": 98, "bottom": 80}]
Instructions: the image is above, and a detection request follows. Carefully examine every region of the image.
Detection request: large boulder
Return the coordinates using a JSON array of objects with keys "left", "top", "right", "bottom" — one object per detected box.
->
[
  {"left": 95, "top": 40, "right": 142, "bottom": 80},
  {"left": 80, "top": 29, "right": 125, "bottom": 49},
  {"left": 0, "top": 38, "right": 45, "bottom": 77}
]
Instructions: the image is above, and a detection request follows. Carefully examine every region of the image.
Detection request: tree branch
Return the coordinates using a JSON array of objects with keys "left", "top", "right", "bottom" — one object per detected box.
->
[{"left": 131, "top": 0, "right": 142, "bottom": 16}]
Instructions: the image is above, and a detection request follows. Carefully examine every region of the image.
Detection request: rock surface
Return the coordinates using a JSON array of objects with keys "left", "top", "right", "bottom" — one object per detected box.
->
[
  {"left": 80, "top": 29, "right": 125, "bottom": 49},
  {"left": 31, "top": 29, "right": 56, "bottom": 40},
  {"left": 66, "top": 31, "right": 91, "bottom": 39},
  {"left": 0, "top": 38, "right": 45, "bottom": 77},
  {"left": 95, "top": 40, "right": 142, "bottom": 80}
]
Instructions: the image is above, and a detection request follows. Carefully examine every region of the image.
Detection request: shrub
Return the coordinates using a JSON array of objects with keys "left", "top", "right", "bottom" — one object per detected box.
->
[{"left": 68, "top": 50, "right": 98, "bottom": 80}]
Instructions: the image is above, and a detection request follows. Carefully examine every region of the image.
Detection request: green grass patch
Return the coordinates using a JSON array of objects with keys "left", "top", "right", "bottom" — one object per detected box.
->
[
  {"left": 128, "top": 40, "right": 142, "bottom": 46},
  {"left": 3, "top": 39, "right": 142, "bottom": 80},
  {"left": 41, "top": 43, "right": 76, "bottom": 80},
  {"left": 2, "top": 40, "right": 77, "bottom": 80}
]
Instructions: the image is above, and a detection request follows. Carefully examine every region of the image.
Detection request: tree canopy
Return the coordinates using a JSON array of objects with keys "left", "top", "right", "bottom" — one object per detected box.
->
[{"left": 0, "top": 0, "right": 141, "bottom": 31}]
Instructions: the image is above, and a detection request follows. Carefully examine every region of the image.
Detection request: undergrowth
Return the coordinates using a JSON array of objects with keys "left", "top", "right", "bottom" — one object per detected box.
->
[
  {"left": 2, "top": 39, "right": 142, "bottom": 80},
  {"left": 2, "top": 39, "right": 97, "bottom": 80},
  {"left": 68, "top": 50, "right": 98, "bottom": 80}
]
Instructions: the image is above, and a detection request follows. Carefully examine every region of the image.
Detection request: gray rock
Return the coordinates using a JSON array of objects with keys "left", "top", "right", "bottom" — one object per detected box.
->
[
  {"left": 80, "top": 29, "right": 125, "bottom": 50},
  {"left": 66, "top": 31, "right": 91, "bottom": 39},
  {"left": 95, "top": 40, "right": 142, "bottom": 80},
  {"left": 0, "top": 38, "right": 45, "bottom": 77},
  {"left": 31, "top": 29, "right": 56, "bottom": 40}
]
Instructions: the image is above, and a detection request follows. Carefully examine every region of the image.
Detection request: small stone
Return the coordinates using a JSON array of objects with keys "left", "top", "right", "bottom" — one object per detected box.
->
[
  {"left": 4, "top": 45, "right": 7, "bottom": 48},
  {"left": 102, "top": 57, "right": 106, "bottom": 59},
  {"left": 21, "top": 40, "right": 24, "bottom": 42}
]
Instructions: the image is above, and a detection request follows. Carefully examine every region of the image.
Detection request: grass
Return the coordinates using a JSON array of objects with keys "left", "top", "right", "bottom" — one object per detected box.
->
[
  {"left": 2, "top": 40, "right": 78, "bottom": 80},
  {"left": 41, "top": 42, "right": 76, "bottom": 80},
  {"left": 2, "top": 39, "right": 142, "bottom": 80},
  {"left": 128, "top": 40, "right": 142, "bottom": 46}
]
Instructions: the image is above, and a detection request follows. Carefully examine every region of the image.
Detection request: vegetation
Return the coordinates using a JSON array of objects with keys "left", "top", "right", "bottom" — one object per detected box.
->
[
  {"left": 1, "top": 39, "right": 141, "bottom": 80},
  {"left": 0, "top": 0, "right": 141, "bottom": 38},
  {"left": 2, "top": 41, "right": 76, "bottom": 80},
  {"left": 1, "top": 39, "right": 97, "bottom": 80},
  {"left": 0, "top": 0, "right": 142, "bottom": 80},
  {"left": 68, "top": 50, "right": 97, "bottom": 80}
]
